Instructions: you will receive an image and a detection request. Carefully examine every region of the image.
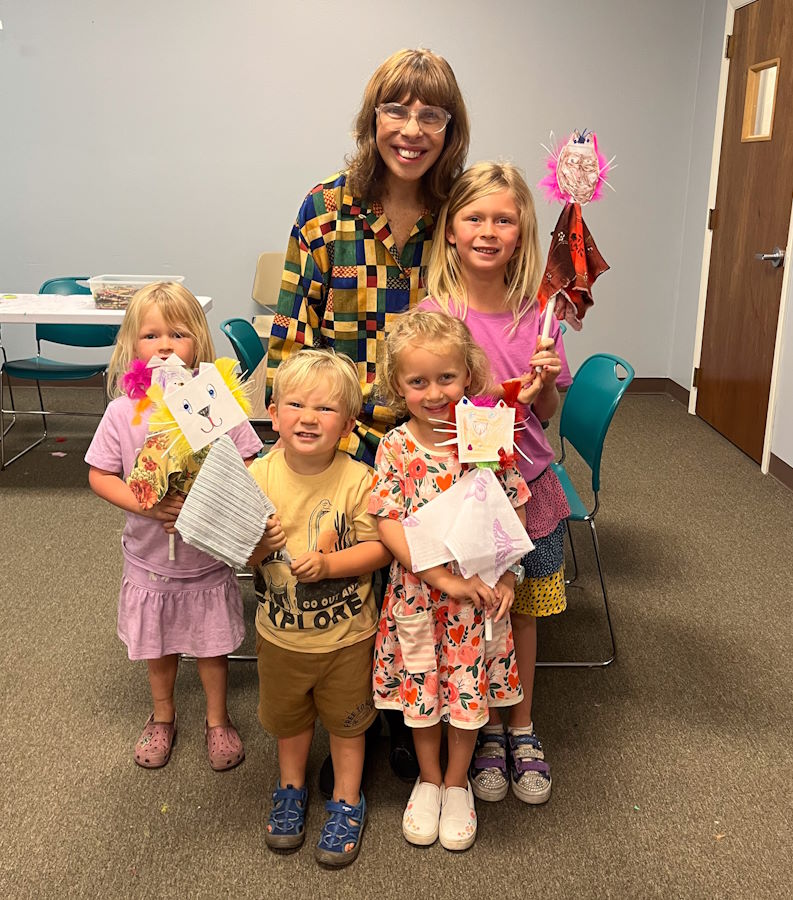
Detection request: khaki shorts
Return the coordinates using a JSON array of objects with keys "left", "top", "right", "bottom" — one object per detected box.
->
[{"left": 256, "top": 632, "right": 377, "bottom": 739}]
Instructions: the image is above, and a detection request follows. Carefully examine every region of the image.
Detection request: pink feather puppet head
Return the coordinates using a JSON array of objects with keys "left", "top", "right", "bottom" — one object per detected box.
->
[
  {"left": 120, "top": 358, "right": 153, "bottom": 399},
  {"left": 538, "top": 130, "right": 611, "bottom": 205}
]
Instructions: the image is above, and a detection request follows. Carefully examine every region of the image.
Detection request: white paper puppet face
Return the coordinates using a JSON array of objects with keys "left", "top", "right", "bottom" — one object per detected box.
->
[
  {"left": 162, "top": 364, "right": 247, "bottom": 452},
  {"left": 455, "top": 397, "right": 514, "bottom": 464}
]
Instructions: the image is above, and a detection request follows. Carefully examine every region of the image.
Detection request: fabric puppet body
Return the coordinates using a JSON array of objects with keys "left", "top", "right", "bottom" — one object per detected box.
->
[{"left": 538, "top": 130, "right": 612, "bottom": 328}]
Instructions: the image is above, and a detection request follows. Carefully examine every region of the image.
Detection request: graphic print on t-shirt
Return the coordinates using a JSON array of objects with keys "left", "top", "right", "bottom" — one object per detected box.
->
[{"left": 258, "top": 500, "right": 364, "bottom": 632}]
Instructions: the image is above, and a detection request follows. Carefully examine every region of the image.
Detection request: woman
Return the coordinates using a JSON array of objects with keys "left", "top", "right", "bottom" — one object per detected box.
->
[
  {"left": 265, "top": 47, "right": 471, "bottom": 790},
  {"left": 266, "top": 48, "right": 470, "bottom": 466}
]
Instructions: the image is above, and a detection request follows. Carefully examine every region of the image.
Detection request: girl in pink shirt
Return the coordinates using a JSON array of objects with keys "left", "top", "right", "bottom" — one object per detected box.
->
[{"left": 421, "top": 161, "right": 572, "bottom": 806}]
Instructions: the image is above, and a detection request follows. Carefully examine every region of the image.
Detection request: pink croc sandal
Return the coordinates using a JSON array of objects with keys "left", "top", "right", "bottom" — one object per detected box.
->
[
  {"left": 205, "top": 718, "right": 245, "bottom": 771},
  {"left": 134, "top": 713, "right": 177, "bottom": 769}
]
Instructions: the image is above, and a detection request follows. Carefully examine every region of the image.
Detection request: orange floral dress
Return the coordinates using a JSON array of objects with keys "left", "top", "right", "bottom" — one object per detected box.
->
[{"left": 368, "top": 424, "right": 529, "bottom": 730}]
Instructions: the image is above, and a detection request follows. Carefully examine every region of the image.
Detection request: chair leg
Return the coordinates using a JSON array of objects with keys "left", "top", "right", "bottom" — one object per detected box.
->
[
  {"left": 1, "top": 371, "right": 17, "bottom": 434},
  {"left": 588, "top": 518, "right": 616, "bottom": 666},
  {"left": 564, "top": 518, "right": 579, "bottom": 584},
  {"left": 0, "top": 373, "right": 15, "bottom": 469},
  {"left": 36, "top": 379, "right": 47, "bottom": 435},
  {"left": 536, "top": 518, "right": 616, "bottom": 669},
  {"left": 0, "top": 376, "right": 48, "bottom": 469},
  {"left": 228, "top": 569, "right": 256, "bottom": 661}
]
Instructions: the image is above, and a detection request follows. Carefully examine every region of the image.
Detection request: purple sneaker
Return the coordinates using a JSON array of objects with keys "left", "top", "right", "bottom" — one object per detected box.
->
[
  {"left": 508, "top": 727, "right": 552, "bottom": 804},
  {"left": 469, "top": 727, "right": 509, "bottom": 801}
]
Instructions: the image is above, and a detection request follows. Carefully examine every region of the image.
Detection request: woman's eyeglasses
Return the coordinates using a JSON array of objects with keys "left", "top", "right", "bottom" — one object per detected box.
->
[{"left": 375, "top": 103, "right": 452, "bottom": 134}]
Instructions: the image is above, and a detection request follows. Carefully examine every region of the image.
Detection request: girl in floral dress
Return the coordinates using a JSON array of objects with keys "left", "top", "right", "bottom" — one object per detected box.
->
[{"left": 369, "top": 311, "right": 529, "bottom": 851}]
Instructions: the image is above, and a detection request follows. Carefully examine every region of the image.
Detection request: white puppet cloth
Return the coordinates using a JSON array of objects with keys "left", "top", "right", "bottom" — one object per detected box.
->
[
  {"left": 175, "top": 434, "right": 275, "bottom": 568},
  {"left": 402, "top": 468, "right": 533, "bottom": 587}
]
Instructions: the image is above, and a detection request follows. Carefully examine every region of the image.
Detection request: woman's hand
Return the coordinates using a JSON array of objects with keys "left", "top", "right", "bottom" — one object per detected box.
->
[{"left": 291, "top": 551, "right": 329, "bottom": 583}]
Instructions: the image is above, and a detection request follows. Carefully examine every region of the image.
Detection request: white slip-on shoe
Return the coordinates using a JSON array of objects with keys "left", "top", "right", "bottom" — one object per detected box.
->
[
  {"left": 438, "top": 780, "right": 477, "bottom": 851},
  {"left": 402, "top": 778, "right": 443, "bottom": 846}
]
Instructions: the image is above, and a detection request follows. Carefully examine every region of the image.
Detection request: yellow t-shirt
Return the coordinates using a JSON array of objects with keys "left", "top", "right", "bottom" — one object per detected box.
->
[{"left": 249, "top": 449, "right": 379, "bottom": 653}]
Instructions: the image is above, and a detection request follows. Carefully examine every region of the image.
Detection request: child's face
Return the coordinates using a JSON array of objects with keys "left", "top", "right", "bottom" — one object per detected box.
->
[
  {"left": 396, "top": 343, "right": 470, "bottom": 441},
  {"left": 375, "top": 97, "right": 446, "bottom": 190},
  {"left": 269, "top": 381, "right": 355, "bottom": 468},
  {"left": 135, "top": 306, "right": 195, "bottom": 368},
  {"left": 446, "top": 189, "right": 521, "bottom": 278}
]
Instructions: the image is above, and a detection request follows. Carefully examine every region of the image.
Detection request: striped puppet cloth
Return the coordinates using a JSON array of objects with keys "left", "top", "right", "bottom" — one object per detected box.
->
[{"left": 175, "top": 434, "right": 275, "bottom": 568}]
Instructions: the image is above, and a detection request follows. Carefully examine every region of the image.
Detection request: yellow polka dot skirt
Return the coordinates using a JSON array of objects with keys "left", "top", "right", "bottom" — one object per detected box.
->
[{"left": 513, "top": 567, "right": 567, "bottom": 617}]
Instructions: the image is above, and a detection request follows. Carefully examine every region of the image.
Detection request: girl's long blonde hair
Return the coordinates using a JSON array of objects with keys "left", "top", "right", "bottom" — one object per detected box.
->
[
  {"left": 107, "top": 282, "right": 215, "bottom": 397},
  {"left": 375, "top": 310, "right": 493, "bottom": 419},
  {"left": 427, "top": 161, "right": 543, "bottom": 333},
  {"left": 346, "top": 48, "right": 470, "bottom": 211}
]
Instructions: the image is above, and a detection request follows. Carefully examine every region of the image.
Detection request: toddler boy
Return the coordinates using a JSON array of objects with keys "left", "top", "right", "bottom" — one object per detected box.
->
[{"left": 248, "top": 349, "right": 390, "bottom": 868}]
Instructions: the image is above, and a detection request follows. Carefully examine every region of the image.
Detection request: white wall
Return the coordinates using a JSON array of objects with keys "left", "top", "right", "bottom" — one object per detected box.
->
[
  {"left": 668, "top": 0, "right": 725, "bottom": 390},
  {"left": 1, "top": 0, "right": 706, "bottom": 376}
]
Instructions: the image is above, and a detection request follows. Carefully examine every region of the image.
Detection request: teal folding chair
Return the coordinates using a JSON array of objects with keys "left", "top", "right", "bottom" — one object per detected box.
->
[
  {"left": 0, "top": 277, "right": 119, "bottom": 469},
  {"left": 538, "top": 353, "right": 635, "bottom": 668},
  {"left": 220, "top": 317, "right": 266, "bottom": 381}
]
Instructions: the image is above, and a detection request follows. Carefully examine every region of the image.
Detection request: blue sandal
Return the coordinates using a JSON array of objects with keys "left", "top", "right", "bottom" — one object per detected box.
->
[
  {"left": 265, "top": 782, "right": 307, "bottom": 851},
  {"left": 314, "top": 792, "right": 367, "bottom": 867}
]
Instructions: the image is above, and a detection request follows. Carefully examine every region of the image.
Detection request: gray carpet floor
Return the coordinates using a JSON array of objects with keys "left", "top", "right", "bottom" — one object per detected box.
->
[{"left": 1, "top": 387, "right": 792, "bottom": 899}]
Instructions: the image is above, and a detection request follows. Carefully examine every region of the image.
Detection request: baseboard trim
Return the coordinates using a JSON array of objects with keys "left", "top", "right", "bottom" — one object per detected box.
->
[
  {"left": 769, "top": 454, "right": 793, "bottom": 491},
  {"left": 626, "top": 377, "right": 690, "bottom": 406}
]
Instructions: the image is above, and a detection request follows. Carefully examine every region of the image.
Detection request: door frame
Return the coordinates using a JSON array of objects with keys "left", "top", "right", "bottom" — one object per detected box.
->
[{"left": 689, "top": 0, "right": 793, "bottom": 473}]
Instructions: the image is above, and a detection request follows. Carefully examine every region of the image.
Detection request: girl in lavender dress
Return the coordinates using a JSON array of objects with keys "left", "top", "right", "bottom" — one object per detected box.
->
[{"left": 86, "top": 282, "right": 262, "bottom": 771}]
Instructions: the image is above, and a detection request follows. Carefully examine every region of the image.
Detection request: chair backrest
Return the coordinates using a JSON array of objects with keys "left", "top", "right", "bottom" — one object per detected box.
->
[
  {"left": 558, "top": 353, "right": 635, "bottom": 493},
  {"left": 221, "top": 318, "right": 266, "bottom": 379},
  {"left": 37, "top": 277, "right": 119, "bottom": 348},
  {"left": 252, "top": 252, "right": 284, "bottom": 310}
]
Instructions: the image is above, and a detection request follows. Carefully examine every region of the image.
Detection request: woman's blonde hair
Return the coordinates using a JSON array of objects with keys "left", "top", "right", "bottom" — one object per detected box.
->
[
  {"left": 346, "top": 48, "right": 470, "bottom": 211},
  {"left": 107, "top": 282, "right": 215, "bottom": 397},
  {"left": 427, "top": 161, "right": 543, "bottom": 333},
  {"left": 375, "top": 310, "right": 493, "bottom": 418},
  {"left": 272, "top": 349, "right": 363, "bottom": 420}
]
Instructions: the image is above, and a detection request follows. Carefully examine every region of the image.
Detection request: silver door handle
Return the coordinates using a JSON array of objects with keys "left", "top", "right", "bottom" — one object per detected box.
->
[{"left": 755, "top": 247, "right": 785, "bottom": 267}]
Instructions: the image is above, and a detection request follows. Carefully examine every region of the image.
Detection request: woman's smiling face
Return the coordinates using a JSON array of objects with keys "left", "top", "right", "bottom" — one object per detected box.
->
[{"left": 375, "top": 98, "right": 446, "bottom": 191}]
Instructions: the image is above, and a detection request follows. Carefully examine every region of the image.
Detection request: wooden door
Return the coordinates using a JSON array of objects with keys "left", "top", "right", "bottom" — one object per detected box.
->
[{"left": 697, "top": 0, "right": 793, "bottom": 463}]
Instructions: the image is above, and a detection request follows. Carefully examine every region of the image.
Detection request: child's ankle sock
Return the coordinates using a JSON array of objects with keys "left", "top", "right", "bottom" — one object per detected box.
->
[
  {"left": 482, "top": 723, "right": 505, "bottom": 736},
  {"left": 508, "top": 722, "right": 534, "bottom": 736}
]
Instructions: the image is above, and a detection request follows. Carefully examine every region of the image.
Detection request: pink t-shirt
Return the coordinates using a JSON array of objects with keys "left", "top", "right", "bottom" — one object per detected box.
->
[
  {"left": 85, "top": 395, "right": 263, "bottom": 576},
  {"left": 419, "top": 299, "right": 572, "bottom": 483}
]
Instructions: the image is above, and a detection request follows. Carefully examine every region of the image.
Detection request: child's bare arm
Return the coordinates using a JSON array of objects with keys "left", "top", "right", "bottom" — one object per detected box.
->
[
  {"left": 291, "top": 541, "right": 392, "bottom": 583},
  {"left": 377, "top": 518, "right": 413, "bottom": 569},
  {"left": 378, "top": 518, "right": 496, "bottom": 605}
]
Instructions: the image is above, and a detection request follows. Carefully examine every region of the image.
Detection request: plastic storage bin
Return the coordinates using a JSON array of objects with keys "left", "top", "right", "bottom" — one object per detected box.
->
[{"left": 88, "top": 275, "right": 185, "bottom": 309}]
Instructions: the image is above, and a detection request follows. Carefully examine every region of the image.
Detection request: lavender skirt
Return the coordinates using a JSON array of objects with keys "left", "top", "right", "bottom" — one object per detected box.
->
[{"left": 118, "top": 559, "right": 245, "bottom": 660}]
